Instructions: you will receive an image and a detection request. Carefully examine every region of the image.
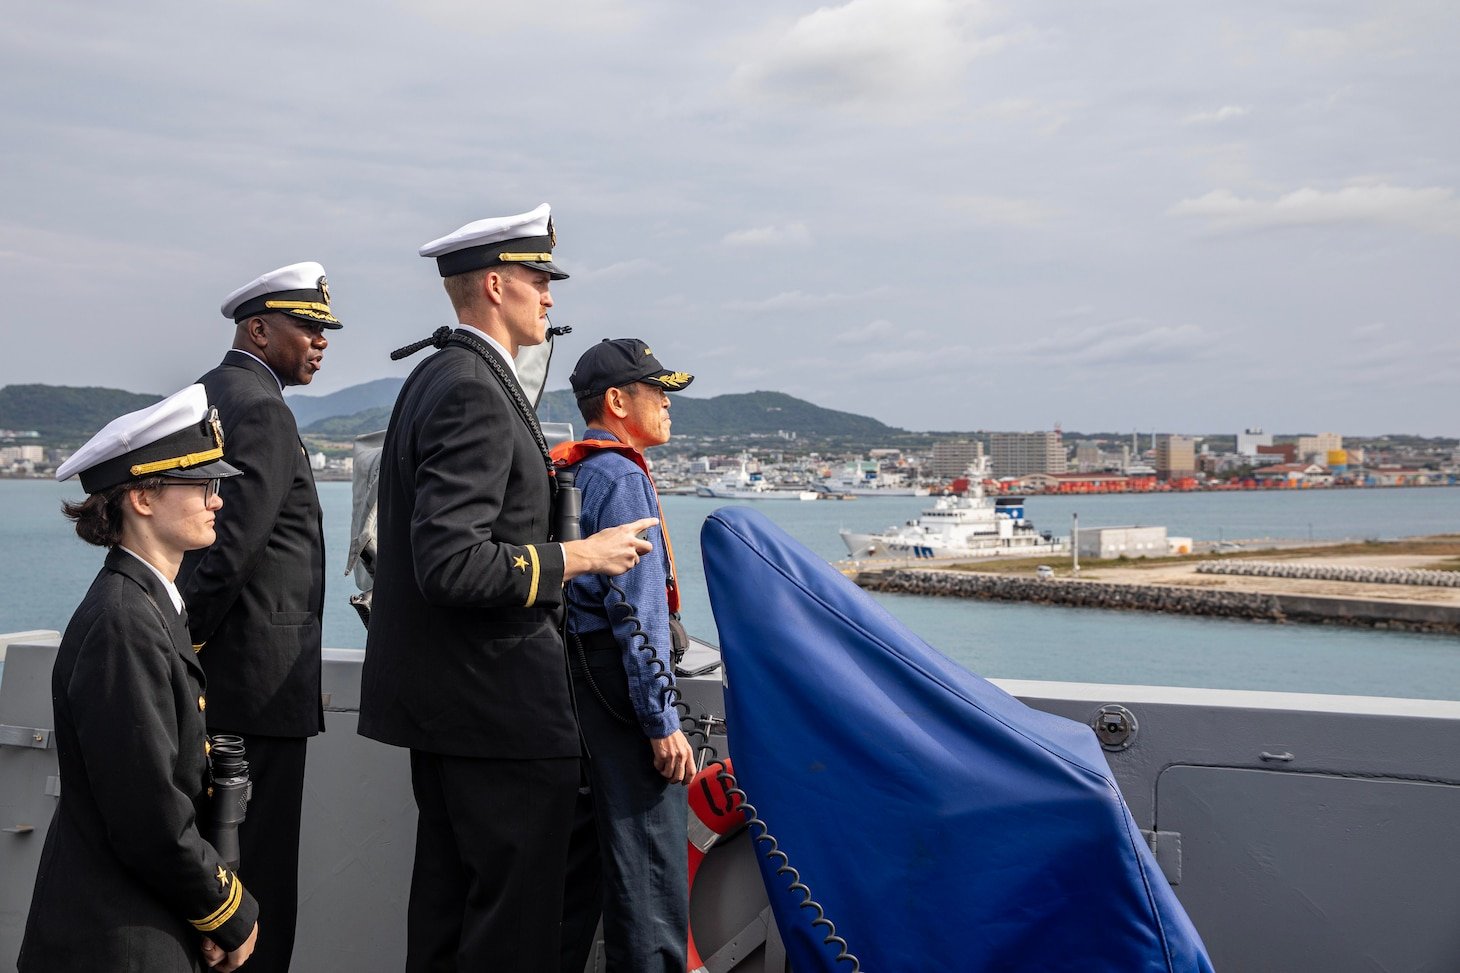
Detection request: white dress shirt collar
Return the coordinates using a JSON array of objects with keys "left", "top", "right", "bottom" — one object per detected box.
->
[
  {"left": 226, "top": 348, "right": 285, "bottom": 392},
  {"left": 456, "top": 324, "right": 519, "bottom": 381},
  {"left": 118, "top": 546, "right": 185, "bottom": 615}
]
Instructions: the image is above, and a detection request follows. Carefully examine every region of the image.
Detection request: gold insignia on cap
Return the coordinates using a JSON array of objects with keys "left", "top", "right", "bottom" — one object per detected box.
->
[
  {"left": 644, "top": 347, "right": 653, "bottom": 356},
  {"left": 207, "top": 406, "right": 225, "bottom": 450},
  {"left": 129, "top": 402, "right": 227, "bottom": 477},
  {"left": 548, "top": 216, "right": 556, "bottom": 247},
  {"left": 656, "top": 372, "right": 692, "bottom": 388},
  {"left": 264, "top": 300, "right": 338, "bottom": 321},
  {"left": 318, "top": 275, "right": 331, "bottom": 306},
  {"left": 512, "top": 555, "right": 528, "bottom": 572}
]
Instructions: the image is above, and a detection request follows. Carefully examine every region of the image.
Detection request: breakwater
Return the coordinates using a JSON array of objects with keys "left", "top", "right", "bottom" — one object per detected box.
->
[
  {"left": 1196, "top": 561, "right": 1460, "bottom": 588},
  {"left": 855, "top": 570, "right": 1460, "bottom": 635}
]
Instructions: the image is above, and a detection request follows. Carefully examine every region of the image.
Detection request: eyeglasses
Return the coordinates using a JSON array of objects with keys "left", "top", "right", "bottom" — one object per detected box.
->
[{"left": 163, "top": 478, "right": 222, "bottom": 502}]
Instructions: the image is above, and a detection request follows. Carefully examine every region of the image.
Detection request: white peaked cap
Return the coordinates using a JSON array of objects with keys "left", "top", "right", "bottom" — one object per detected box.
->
[
  {"left": 418, "top": 203, "right": 568, "bottom": 280},
  {"left": 57, "top": 385, "right": 241, "bottom": 493},
  {"left": 220, "top": 260, "right": 342, "bottom": 328}
]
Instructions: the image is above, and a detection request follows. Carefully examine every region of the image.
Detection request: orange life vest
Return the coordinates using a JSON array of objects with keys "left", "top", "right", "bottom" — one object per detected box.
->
[{"left": 550, "top": 437, "right": 681, "bottom": 613}]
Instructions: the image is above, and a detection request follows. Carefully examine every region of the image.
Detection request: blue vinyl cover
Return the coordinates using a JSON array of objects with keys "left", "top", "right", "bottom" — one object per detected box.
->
[{"left": 701, "top": 507, "right": 1214, "bottom": 972}]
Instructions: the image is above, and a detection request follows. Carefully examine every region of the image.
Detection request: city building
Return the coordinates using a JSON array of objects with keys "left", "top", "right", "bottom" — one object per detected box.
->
[
  {"left": 1071, "top": 440, "right": 1106, "bottom": 472},
  {"left": 1235, "top": 428, "right": 1272, "bottom": 457},
  {"left": 1257, "top": 443, "right": 1296, "bottom": 464},
  {"left": 1154, "top": 434, "right": 1197, "bottom": 480},
  {"left": 0, "top": 445, "right": 44, "bottom": 466},
  {"left": 1295, "top": 432, "right": 1343, "bottom": 463},
  {"left": 1075, "top": 525, "right": 1170, "bottom": 560},
  {"left": 990, "top": 431, "right": 1066, "bottom": 478},
  {"left": 930, "top": 440, "right": 985, "bottom": 479}
]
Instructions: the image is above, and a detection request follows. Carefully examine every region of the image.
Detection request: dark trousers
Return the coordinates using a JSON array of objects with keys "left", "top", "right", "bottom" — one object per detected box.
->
[
  {"left": 224, "top": 732, "right": 307, "bottom": 973},
  {"left": 407, "top": 750, "right": 579, "bottom": 973},
  {"left": 560, "top": 653, "right": 689, "bottom": 973}
]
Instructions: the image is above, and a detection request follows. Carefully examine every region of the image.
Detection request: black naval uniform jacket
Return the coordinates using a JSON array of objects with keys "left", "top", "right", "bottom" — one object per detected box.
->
[
  {"left": 20, "top": 550, "right": 259, "bottom": 972},
  {"left": 178, "top": 351, "right": 326, "bottom": 738},
  {"left": 359, "top": 334, "right": 578, "bottom": 758}
]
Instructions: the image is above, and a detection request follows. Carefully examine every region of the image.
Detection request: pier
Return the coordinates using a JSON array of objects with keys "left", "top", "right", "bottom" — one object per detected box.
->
[{"left": 848, "top": 539, "right": 1460, "bottom": 635}]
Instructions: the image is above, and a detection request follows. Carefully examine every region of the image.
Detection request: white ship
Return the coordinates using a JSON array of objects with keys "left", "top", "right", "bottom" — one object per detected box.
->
[
  {"left": 840, "top": 459, "right": 1067, "bottom": 559},
  {"left": 695, "top": 456, "right": 816, "bottom": 501},
  {"left": 814, "top": 459, "right": 930, "bottom": 497}
]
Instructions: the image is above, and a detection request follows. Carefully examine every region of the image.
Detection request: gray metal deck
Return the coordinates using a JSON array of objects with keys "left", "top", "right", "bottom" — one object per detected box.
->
[{"left": 3, "top": 633, "right": 1459, "bottom": 971}]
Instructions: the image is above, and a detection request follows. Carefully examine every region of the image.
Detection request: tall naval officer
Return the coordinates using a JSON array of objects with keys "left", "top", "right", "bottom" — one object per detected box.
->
[
  {"left": 358, "top": 204, "right": 657, "bottom": 971},
  {"left": 177, "top": 261, "right": 340, "bottom": 972},
  {"left": 21, "top": 385, "right": 259, "bottom": 972}
]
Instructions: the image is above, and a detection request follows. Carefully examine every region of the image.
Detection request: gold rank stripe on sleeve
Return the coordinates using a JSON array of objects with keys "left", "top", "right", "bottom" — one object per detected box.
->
[
  {"left": 190, "top": 872, "right": 244, "bottom": 933},
  {"left": 522, "top": 545, "right": 542, "bottom": 608}
]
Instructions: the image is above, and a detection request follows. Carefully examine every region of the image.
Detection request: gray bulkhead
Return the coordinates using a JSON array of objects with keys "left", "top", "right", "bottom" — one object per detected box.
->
[{"left": 2, "top": 633, "right": 1459, "bottom": 971}]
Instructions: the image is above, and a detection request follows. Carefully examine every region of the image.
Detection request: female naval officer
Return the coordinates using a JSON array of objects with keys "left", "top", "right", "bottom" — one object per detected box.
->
[{"left": 19, "top": 385, "right": 260, "bottom": 972}]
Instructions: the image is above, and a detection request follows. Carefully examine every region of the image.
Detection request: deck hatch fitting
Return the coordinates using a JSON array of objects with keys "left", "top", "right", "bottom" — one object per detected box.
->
[{"left": 1093, "top": 704, "right": 1138, "bottom": 751}]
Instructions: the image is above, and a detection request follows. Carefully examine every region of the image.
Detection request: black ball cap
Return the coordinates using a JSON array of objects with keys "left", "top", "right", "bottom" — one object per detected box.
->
[{"left": 569, "top": 338, "right": 694, "bottom": 400}]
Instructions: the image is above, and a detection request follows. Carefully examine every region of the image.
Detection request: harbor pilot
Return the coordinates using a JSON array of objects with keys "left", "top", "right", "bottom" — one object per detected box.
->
[{"left": 555, "top": 338, "right": 698, "bottom": 973}]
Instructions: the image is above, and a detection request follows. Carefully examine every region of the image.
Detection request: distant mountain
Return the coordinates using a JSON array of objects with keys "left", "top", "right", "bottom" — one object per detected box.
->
[
  {"left": 0, "top": 385, "right": 162, "bottom": 440},
  {"left": 286, "top": 378, "right": 404, "bottom": 429},
  {"left": 299, "top": 387, "right": 900, "bottom": 440},
  {"left": 541, "top": 389, "right": 900, "bottom": 438},
  {"left": 301, "top": 406, "right": 394, "bottom": 438}
]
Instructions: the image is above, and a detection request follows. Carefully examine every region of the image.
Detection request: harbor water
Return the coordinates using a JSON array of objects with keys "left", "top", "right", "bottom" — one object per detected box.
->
[{"left": 2, "top": 480, "right": 1457, "bottom": 700}]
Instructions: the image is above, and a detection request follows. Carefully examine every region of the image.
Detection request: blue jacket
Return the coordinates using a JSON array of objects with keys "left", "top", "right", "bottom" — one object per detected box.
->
[{"left": 563, "top": 430, "right": 680, "bottom": 739}]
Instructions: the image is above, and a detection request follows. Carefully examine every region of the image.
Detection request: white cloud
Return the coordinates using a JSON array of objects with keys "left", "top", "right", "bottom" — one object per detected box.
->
[
  {"left": 973, "top": 98, "right": 1073, "bottom": 136},
  {"left": 721, "top": 222, "right": 812, "bottom": 248},
  {"left": 1288, "top": 19, "right": 1405, "bottom": 61},
  {"left": 840, "top": 319, "right": 932, "bottom": 344},
  {"left": 569, "top": 257, "right": 667, "bottom": 283},
  {"left": 722, "top": 287, "right": 888, "bottom": 313},
  {"left": 1168, "top": 184, "right": 1460, "bottom": 236},
  {"left": 729, "top": 0, "right": 1003, "bottom": 112},
  {"left": 408, "top": 0, "right": 644, "bottom": 34},
  {"left": 950, "top": 194, "right": 1058, "bottom": 228},
  {"left": 1014, "top": 317, "right": 1216, "bottom": 367},
  {"left": 1183, "top": 105, "right": 1250, "bottom": 125}
]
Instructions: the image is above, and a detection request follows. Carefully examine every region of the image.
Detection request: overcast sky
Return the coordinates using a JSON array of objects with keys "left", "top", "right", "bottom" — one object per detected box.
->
[{"left": 3, "top": 1, "right": 1456, "bottom": 437}]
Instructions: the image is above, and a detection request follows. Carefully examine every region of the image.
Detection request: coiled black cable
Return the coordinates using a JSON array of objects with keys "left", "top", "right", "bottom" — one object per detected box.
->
[{"left": 566, "top": 574, "right": 859, "bottom": 970}]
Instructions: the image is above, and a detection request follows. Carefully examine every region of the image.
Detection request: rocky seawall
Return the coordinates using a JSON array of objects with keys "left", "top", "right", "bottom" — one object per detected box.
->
[{"left": 855, "top": 570, "right": 1460, "bottom": 635}]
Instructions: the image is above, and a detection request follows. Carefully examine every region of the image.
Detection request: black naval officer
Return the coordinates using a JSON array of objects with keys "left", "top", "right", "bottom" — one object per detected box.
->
[
  {"left": 21, "top": 385, "right": 259, "bottom": 972},
  {"left": 358, "top": 204, "right": 657, "bottom": 971},
  {"left": 177, "top": 261, "right": 339, "bottom": 972}
]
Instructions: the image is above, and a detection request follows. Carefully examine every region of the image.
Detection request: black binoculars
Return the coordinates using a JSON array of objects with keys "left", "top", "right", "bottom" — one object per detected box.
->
[
  {"left": 205, "top": 734, "right": 251, "bottom": 870},
  {"left": 552, "top": 468, "right": 582, "bottom": 543}
]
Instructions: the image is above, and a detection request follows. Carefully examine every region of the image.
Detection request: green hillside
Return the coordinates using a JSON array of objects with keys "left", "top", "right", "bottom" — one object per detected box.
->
[
  {"left": 301, "top": 406, "right": 393, "bottom": 438},
  {"left": 0, "top": 385, "right": 162, "bottom": 441},
  {"left": 539, "top": 389, "right": 899, "bottom": 438},
  {"left": 302, "top": 389, "right": 900, "bottom": 440}
]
